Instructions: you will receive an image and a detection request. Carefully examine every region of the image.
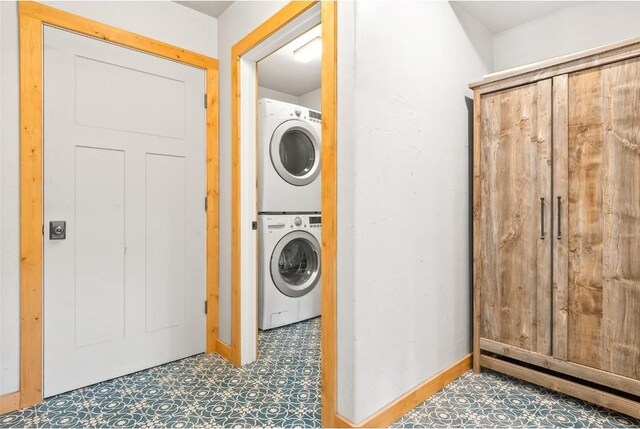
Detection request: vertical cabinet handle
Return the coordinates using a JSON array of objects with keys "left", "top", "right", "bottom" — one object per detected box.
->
[
  {"left": 557, "top": 196, "right": 562, "bottom": 240},
  {"left": 540, "top": 197, "right": 546, "bottom": 239}
]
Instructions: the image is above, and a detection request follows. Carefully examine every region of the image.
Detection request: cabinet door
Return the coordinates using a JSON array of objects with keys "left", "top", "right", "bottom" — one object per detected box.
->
[
  {"left": 564, "top": 58, "right": 640, "bottom": 380},
  {"left": 478, "top": 80, "right": 552, "bottom": 354}
]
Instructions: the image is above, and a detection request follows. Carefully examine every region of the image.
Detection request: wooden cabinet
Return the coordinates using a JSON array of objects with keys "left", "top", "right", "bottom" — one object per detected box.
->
[
  {"left": 472, "top": 41, "right": 640, "bottom": 419},
  {"left": 478, "top": 80, "right": 552, "bottom": 355}
]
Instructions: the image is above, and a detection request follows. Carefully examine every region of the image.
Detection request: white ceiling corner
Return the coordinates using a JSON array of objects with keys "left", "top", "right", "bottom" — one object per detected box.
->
[
  {"left": 175, "top": 1, "right": 234, "bottom": 18},
  {"left": 453, "top": 1, "right": 580, "bottom": 33}
]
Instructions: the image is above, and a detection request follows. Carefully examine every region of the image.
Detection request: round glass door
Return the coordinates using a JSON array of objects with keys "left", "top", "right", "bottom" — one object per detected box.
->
[
  {"left": 271, "top": 231, "right": 321, "bottom": 297},
  {"left": 270, "top": 120, "right": 320, "bottom": 186}
]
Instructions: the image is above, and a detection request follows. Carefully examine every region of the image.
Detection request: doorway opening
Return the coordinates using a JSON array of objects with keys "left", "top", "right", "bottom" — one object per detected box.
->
[{"left": 230, "top": 2, "right": 337, "bottom": 425}]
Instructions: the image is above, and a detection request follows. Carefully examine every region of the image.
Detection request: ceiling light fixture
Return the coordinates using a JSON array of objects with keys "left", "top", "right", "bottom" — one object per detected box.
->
[{"left": 293, "top": 36, "right": 322, "bottom": 63}]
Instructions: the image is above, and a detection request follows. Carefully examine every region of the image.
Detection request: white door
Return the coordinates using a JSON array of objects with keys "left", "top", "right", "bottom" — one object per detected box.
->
[{"left": 43, "top": 26, "right": 206, "bottom": 397}]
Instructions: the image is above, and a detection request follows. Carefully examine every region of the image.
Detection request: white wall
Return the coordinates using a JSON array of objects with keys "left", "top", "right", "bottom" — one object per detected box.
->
[
  {"left": 299, "top": 87, "right": 321, "bottom": 111},
  {"left": 0, "top": 0, "right": 218, "bottom": 395},
  {"left": 257, "top": 86, "right": 299, "bottom": 105},
  {"left": 336, "top": 2, "right": 492, "bottom": 423},
  {"left": 493, "top": 1, "right": 640, "bottom": 71},
  {"left": 217, "top": 1, "right": 288, "bottom": 345}
]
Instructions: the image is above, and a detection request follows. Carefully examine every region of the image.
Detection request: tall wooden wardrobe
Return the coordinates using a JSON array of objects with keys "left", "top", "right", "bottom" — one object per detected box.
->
[{"left": 471, "top": 39, "right": 640, "bottom": 418}]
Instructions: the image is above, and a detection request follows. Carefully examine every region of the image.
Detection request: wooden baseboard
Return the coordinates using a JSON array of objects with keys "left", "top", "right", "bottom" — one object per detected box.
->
[
  {"left": 336, "top": 354, "right": 472, "bottom": 428},
  {"left": 0, "top": 392, "right": 21, "bottom": 415},
  {"left": 215, "top": 339, "right": 233, "bottom": 362},
  {"left": 481, "top": 355, "right": 640, "bottom": 419}
]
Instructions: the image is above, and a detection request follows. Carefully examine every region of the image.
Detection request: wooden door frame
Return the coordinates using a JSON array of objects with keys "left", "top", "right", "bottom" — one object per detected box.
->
[
  {"left": 17, "top": 1, "right": 219, "bottom": 408},
  {"left": 230, "top": 1, "right": 337, "bottom": 425}
]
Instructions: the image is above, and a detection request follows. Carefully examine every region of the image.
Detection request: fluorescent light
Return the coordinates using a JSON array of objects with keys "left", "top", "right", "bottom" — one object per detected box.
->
[
  {"left": 294, "top": 37, "right": 322, "bottom": 63},
  {"left": 285, "top": 25, "right": 321, "bottom": 52}
]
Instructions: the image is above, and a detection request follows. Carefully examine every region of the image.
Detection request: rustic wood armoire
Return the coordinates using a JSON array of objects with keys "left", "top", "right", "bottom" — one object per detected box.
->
[{"left": 471, "top": 38, "right": 640, "bottom": 418}]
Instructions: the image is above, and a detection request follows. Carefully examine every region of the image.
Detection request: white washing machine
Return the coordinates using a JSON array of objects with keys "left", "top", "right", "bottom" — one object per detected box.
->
[
  {"left": 258, "top": 98, "right": 322, "bottom": 213},
  {"left": 259, "top": 213, "right": 322, "bottom": 330}
]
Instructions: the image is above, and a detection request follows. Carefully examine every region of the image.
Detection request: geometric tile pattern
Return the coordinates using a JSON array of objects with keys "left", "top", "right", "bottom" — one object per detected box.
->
[
  {"left": 392, "top": 369, "right": 640, "bottom": 428},
  {"left": 2, "top": 315, "right": 639, "bottom": 428},
  {"left": 0, "top": 318, "right": 321, "bottom": 428}
]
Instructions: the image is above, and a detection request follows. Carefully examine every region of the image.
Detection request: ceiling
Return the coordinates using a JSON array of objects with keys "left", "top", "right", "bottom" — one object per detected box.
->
[
  {"left": 258, "top": 25, "right": 321, "bottom": 96},
  {"left": 175, "top": 1, "right": 234, "bottom": 18},
  {"left": 454, "top": 1, "right": 578, "bottom": 33}
]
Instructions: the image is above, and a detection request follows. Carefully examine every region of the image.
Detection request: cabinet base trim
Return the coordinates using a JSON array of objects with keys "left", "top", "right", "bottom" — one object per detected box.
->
[
  {"left": 480, "top": 355, "right": 640, "bottom": 419},
  {"left": 480, "top": 338, "right": 640, "bottom": 397}
]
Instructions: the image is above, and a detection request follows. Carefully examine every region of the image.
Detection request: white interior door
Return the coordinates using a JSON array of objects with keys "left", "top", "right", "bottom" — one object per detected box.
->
[{"left": 43, "top": 26, "right": 206, "bottom": 397}]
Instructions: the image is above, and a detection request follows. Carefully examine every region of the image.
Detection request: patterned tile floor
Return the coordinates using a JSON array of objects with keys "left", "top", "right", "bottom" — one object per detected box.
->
[
  {"left": 1, "top": 316, "right": 639, "bottom": 428},
  {"left": 392, "top": 370, "right": 640, "bottom": 428}
]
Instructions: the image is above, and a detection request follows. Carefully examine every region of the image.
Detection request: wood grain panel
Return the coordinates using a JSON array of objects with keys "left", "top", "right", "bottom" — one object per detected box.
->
[
  {"left": 478, "top": 81, "right": 552, "bottom": 354},
  {"left": 552, "top": 74, "right": 569, "bottom": 360},
  {"left": 567, "top": 58, "right": 640, "bottom": 380}
]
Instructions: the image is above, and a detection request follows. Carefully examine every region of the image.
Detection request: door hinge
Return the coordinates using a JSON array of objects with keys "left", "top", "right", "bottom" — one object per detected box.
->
[
  {"left": 204, "top": 93, "right": 207, "bottom": 109},
  {"left": 42, "top": 224, "right": 44, "bottom": 236},
  {"left": 204, "top": 300, "right": 208, "bottom": 314},
  {"left": 252, "top": 221, "right": 258, "bottom": 230},
  {"left": 205, "top": 196, "right": 208, "bottom": 211}
]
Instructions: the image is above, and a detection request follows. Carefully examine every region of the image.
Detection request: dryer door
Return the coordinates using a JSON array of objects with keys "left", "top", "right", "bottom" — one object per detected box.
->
[
  {"left": 270, "top": 120, "right": 320, "bottom": 186},
  {"left": 271, "top": 231, "right": 321, "bottom": 297}
]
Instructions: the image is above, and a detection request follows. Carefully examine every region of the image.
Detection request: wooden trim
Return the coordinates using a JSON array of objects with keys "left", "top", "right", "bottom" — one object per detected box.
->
[
  {"left": 320, "top": 1, "right": 337, "bottom": 426},
  {"left": 480, "top": 355, "right": 640, "bottom": 419},
  {"left": 19, "top": 12, "right": 44, "bottom": 409},
  {"left": 472, "top": 88, "right": 481, "bottom": 373},
  {"left": 215, "top": 339, "right": 233, "bottom": 362},
  {"left": 18, "top": 2, "right": 218, "bottom": 70},
  {"left": 470, "top": 37, "right": 640, "bottom": 94},
  {"left": 230, "top": 0, "right": 317, "bottom": 368},
  {"left": 0, "top": 392, "right": 21, "bottom": 415},
  {"left": 480, "top": 339, "right": 640, "bottom": 397},
  {"left": 336, "top": 355, "right": 472, "bottom": 428},
  {"left": 18, "top": 1, "right": 219, "bottom": 408},
  {"left": 205, "top": 66, "right": 220, "bottom": 354}
]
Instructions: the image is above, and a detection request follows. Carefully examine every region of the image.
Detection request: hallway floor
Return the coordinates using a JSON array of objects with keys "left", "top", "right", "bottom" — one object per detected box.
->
[{"left": 1, "top": 317, "right": 638, "bottom": 428}]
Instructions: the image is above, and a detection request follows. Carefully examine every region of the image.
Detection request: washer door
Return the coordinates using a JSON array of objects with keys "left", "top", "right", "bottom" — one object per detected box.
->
[
  {"left": 270, "top": 120, "right": 320, "bottom": 186},
  {"left": 271, "top": 231, "right": 321, "bottom": 297}
]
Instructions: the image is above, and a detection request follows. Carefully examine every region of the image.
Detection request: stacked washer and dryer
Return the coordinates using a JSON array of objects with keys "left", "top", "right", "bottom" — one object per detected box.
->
[{"left": 257, "top": 98, "right": 322, "bottom": 330}]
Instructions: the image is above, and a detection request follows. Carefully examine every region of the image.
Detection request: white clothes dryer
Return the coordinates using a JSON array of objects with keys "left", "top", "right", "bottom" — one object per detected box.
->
[
  {"left": 258, "top": 98, "right": 321, "bottom": 213},
  {"left": 258, "top": 213, "right": 322, "bottom": 330}
]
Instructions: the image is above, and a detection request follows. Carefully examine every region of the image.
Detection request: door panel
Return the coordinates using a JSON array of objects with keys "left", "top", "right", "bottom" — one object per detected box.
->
[
  {"left": 145, "top": 154, "right": 187, "bottom": 332},
  {"left": 567, "top": 59, "right": 640, "bottom": 380},
  {"left": 74, "top": 147, "right": 126, "bottom": 347},
  {"left": 478, "top": 80, "right": 552, "bottom": 354},
  {"left": 44, "top": 26, "right": 206, "bottom": 396}
]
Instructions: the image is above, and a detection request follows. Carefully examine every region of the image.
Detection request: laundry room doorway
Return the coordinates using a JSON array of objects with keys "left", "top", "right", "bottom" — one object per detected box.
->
[{"left": 230, "top": 2, "right": 338, "bottom": 425}]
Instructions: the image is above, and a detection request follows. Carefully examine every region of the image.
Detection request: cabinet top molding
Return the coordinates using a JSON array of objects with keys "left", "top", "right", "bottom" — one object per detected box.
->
[{"left": 469, "top": 36, "right": 640, "bottom": 94}]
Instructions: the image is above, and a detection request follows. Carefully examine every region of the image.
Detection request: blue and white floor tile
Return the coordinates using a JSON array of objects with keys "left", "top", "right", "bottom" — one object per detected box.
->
[
  {"left": 0, "top": 318, "right": 321, "bottom": 428},
  {"left": 2, "top": 316, "right": 639, "bottom": 428},
  {"left": 391, "top": 370, "right": 640, "bottom": 428}
]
